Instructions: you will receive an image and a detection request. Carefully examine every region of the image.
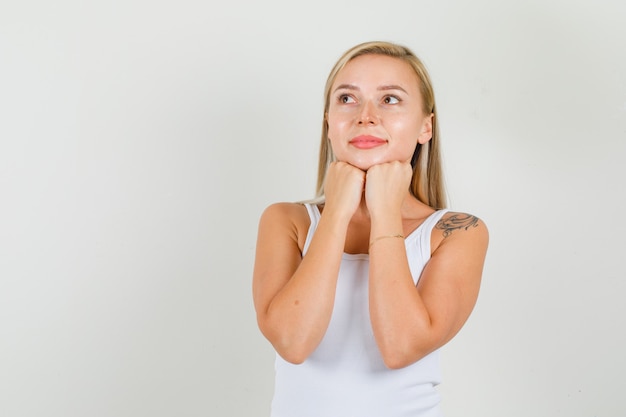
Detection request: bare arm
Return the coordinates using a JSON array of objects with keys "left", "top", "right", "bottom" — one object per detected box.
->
[
  {"left": 368, "top": 211, "right": 488, "bottom": 369},
  {"left": 252, "top": 162, "right": 365, "bottom": 363},
  {"left": 365, "top": 162, "right": 489, "bottom": 369}
]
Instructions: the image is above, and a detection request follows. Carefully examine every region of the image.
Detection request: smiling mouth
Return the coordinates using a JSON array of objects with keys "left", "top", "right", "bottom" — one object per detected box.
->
[{"left": 349, "top": 135, "right": 387, "bottom": 149}]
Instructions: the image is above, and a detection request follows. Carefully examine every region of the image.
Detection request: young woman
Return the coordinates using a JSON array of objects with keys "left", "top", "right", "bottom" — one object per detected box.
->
[{"left": 253, "top": 41, "right": 489, "bottom": 417}]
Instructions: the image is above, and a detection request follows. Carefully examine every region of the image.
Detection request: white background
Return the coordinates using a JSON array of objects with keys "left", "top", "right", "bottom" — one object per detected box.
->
[{"left": 1, "top": 1, "right": 625, "bottom": 416}]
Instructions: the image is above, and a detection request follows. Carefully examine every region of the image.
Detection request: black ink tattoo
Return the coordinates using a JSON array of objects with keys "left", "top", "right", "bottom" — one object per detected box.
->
[{"left": 436, "top": 213, "right": 479, "bottom": 238}]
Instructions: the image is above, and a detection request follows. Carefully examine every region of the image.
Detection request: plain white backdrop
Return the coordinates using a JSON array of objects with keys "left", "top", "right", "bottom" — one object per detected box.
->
[{"left": 1, "top": 0, "right": 625, "bottom": 416}]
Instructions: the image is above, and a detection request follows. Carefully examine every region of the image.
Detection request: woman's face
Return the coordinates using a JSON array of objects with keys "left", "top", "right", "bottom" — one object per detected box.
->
[{"left": 327, "top": 54, "right": 433, "bottom": 171}]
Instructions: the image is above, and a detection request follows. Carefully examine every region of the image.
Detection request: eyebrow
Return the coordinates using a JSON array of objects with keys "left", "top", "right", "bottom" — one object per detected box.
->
[{"left": 333, "top": 84, "right": 408, "bottom": 94}]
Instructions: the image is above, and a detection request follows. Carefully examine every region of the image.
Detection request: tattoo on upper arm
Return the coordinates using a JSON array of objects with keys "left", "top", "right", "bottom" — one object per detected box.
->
[{"left": 435, "top": 213, "right": 479, "bottom": 238}]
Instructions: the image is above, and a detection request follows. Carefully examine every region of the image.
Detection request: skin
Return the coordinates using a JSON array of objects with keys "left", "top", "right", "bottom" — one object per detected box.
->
[{"left": 252, "top": 54, "right": 489, "bottom": 369}]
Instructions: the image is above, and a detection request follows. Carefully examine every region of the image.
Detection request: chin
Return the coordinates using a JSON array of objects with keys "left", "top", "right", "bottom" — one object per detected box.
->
[
  {"left": 350, "top": 158, "right": 389, "bottom": 171},
  {"left": 344, "top": 161, "right": 374, "bottom": 171},
  {"left": 360, "top": 163, "right": 378, "bottom": 171}
]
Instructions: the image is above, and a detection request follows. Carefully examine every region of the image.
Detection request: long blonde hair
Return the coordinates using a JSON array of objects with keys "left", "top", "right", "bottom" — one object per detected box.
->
[{"left": 314, "top": 41, "right": 446, "bottom": 209}]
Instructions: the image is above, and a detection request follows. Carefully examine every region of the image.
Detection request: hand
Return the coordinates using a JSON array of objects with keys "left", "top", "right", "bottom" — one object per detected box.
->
[
  {"left": 323, "top": 161, "right": 366, "bottom": 221},
  {"left": 365, "top": 161, "right": 413, "bottom": 217}
]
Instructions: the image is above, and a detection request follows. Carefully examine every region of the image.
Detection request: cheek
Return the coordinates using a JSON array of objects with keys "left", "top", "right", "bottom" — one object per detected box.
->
[
  {"left": 389, "top": 117, "right": 422, "bottom": 140},
  {"left": 326, "top": 114, "right": 350, "bottom": 139}
]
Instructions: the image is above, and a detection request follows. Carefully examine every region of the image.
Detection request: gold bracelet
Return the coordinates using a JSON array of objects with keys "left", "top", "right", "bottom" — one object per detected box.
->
[{"left": 369, "top": 234, "right": 405, "bottom": 248}]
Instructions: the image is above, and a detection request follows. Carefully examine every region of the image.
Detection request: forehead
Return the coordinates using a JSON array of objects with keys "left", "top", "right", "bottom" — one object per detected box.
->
[{"left": 333, "top": 54, "right": 419, "bottom": 91}]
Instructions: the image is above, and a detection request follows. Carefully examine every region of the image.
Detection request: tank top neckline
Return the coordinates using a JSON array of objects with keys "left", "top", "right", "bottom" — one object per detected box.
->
[{"left": 302, "top": 203, "right": 448, "bottom": 259}]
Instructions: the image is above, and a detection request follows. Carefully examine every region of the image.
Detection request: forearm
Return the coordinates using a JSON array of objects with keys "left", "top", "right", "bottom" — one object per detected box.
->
[
  {"left": 369, "top": 251, "right": 437, "bottom": 367},
  {"left": 263, "top": 212, "right": 349, "bottom": 363},
  {"left": 368, "top": 212, "right": 437, "bottom": 368}
]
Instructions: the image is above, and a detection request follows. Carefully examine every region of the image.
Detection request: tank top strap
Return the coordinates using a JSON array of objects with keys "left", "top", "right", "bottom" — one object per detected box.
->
[
  {"left": 417, "top": 209, "right": 449, "bottom": 261},
  {"left": 302, "top": 203, "right": 321, "bottom": 255}
]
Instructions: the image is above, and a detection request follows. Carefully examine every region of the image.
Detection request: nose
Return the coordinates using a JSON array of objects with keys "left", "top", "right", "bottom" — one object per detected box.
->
[{"left": 357, "top": 100, "right": 379, "bottom": 125}]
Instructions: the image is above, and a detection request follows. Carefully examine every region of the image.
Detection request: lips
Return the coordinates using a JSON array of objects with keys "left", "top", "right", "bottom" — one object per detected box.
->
[{"left": 348, "top": 135, "right": 387, "bottom": 149}]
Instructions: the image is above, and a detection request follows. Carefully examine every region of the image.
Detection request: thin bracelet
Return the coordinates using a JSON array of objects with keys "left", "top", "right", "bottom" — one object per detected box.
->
[{"left": 369, "top": 234, "right": 405, "bottom": 248}]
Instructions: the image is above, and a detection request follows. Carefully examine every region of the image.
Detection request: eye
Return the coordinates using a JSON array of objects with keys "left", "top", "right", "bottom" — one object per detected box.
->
[
  {"left": 383, "top": 95, "right": 400, "bottom": 104},
  {"left": 338, "top": 94, "right": 356, "bottom": 104}
]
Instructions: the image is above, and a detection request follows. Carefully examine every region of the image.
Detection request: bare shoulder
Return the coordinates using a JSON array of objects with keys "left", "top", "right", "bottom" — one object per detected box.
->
[
  {"left": 436, "top": 211, "right": 488, "bottom": 238},
  {"left": 258, "top": 202, "right": 311, "bottom": 252},
  {"left": 260, "top": 202, "right": 309, "bottom": 225},
  {"left": 432, "top": 211, "right": 489, "bottom": 252}
]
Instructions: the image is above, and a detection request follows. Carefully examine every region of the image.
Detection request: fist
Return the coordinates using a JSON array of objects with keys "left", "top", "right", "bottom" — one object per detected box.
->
[
  {"left": 323, "top": 162, "right": 366, "bottom": 220},
  {"left": 365, "top": 161, "right": 412, "bottom": 215}
]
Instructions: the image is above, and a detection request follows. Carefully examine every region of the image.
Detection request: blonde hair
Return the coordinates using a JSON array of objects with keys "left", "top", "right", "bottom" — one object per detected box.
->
[{"left": 314, "top": 41, "right": 447, "bottom": 209}]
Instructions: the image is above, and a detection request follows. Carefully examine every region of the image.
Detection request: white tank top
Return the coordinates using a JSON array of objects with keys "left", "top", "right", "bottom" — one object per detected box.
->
[{"left": 271, "top": 204, "right": 449, "bottom": 417}]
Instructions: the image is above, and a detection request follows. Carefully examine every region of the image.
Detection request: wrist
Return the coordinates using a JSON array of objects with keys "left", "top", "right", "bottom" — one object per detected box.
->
[
  {"left": 369, "top": 207, "right": 402, "bottom": 223},
  {"left": 320, "top": 204, "right": 353, "bottom": 227},
  {"left": 369, "top": 233, "right": 404, "bottom": 248}
]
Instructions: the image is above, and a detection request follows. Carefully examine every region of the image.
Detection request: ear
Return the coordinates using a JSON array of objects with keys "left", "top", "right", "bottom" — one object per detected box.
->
[{"left": 417, "top": 113, "right": 434, "bottom": 145}]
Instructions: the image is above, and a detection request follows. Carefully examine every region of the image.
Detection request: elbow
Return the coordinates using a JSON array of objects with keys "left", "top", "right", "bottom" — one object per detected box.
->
[
  {"left": 261, "top": 325, "right": 313, "bottom": 365},
  {"left": 257, "top": 314, "right": 318, "bottom": 365},
  {"left": 272, "top": 335, "right": 313, "bottom": 364},
  {"left": 383, "top": 357, "right": 409, "bottom": 370},
  {"left": 377, "top": 339, "right": 436, "bottom": 370},
  {"left": 276, "top": 347, "right": 308, "bottom": 365},
  {"left": 380, "top": 350, "right": 419, "bottom": 370}
]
